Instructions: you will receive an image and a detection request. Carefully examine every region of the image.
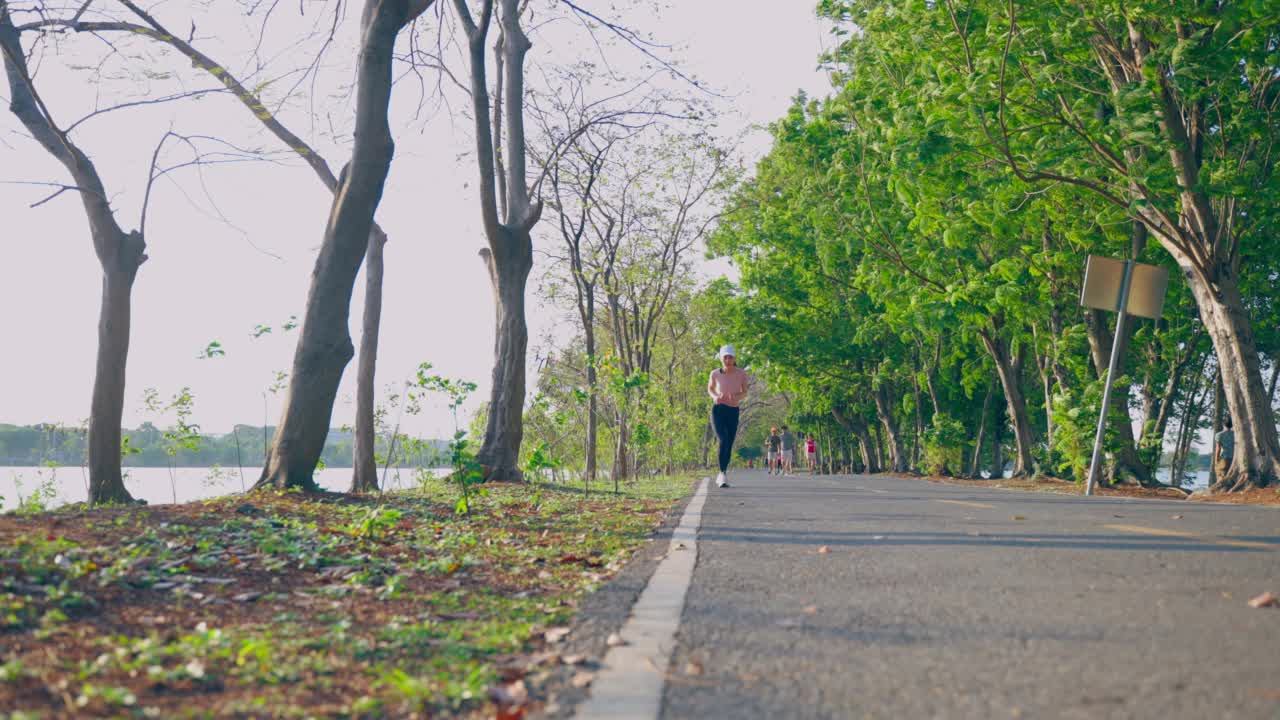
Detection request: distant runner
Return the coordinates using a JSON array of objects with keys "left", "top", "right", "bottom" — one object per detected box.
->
[
  {"left": 766, "top": 428, "right": 781, "bottom": 475},
  {"left": 780, "top": 425, "right": 796, "bottom": 476},
  {"left": 708, "top": 345, "right": 748, "bottom": 488},
  {"left": 805, "top": 434, "right": 817, "bottom": 472}
]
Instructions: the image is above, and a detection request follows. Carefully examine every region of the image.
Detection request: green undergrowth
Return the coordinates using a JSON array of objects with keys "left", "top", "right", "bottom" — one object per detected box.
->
[{"left": 0, "top": 474, "right": 695, "bottom": 718}]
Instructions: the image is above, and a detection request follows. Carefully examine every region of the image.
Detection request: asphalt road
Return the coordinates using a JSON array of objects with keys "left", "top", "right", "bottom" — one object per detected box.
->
[{"left": 662, "top": 471, "right": 1280, "bottom": 720}]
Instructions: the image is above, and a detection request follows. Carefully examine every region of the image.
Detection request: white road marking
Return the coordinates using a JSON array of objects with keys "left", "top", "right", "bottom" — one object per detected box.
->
[{"left": 573, "top": 478, "right": 709, "bottom": 719}]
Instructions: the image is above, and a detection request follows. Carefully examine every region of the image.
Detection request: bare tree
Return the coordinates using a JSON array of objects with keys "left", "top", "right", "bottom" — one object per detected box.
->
[
  {"left": 23, "top": 1, "right": 403, "bottom": 493},
  {"left": 2, "top": 1, "right": 144, "bottom": 504},
  {"left": 595, "top": 133, "right": 730, "bottom": 479},
  {"left": 541, "top": 133, "right": 618, "bottom": 485},
  {"left": 449, "top": 0, "right": 542, "bottom": 482},
  {"left": 532, "top": 64, "right": 680, "bottom": 484},
  {"left": 256, "top": 0, "right": 435, "bottom": 490}
]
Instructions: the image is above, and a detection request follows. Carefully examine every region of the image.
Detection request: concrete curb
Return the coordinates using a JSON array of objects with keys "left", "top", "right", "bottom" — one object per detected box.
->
[{"left": 571, "top": 477, "right": 709, "bottom": 720}]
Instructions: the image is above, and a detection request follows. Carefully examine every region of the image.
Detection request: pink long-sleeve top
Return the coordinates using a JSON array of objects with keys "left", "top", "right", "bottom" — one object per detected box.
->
[{"left": 708, "top": 367, "right": 749, "bottom": 408}]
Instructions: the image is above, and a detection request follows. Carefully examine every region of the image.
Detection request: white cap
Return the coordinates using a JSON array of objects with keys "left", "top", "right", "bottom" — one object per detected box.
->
[{"left": 718, "top": 344, "right": 736, "bottom": 360}]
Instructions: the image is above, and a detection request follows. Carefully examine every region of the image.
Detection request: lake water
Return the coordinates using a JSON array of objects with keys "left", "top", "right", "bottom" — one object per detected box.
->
[
  {"left": 0, "top": 465, "right": 449, "bottom": 512},
  {"left": 0, "top": 464, "right": 1211, "bottom": 513},
  {"left": 1155, "top": 468, "right": 1210, "bottom": 490}
]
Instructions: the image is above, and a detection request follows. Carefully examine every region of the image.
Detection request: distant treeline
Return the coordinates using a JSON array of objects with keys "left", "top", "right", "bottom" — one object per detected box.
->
[{"left": 0, "top": 423, "right": 449, "bottom": 469}]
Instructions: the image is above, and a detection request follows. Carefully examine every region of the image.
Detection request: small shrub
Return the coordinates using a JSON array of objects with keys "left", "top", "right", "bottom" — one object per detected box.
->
[{"left": 922, "top": 414, "right": 965, "bottom": 476}]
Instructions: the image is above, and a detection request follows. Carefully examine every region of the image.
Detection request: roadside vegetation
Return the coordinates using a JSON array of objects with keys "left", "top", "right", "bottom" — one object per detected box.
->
[
  {"left": 0, "top": 475, "right": 693, "bottom": 718},
  {"left": 707, "top": 0, "right": 1280, "bottom": 496}
]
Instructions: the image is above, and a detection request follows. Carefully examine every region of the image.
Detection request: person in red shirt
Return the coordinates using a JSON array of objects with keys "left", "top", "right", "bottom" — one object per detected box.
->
[{"left": 805, "top": 434, "right": 817, "bottom": 473}]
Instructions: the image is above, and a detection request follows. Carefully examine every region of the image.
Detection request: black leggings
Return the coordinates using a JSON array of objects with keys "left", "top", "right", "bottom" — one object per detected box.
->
[{"left": 711, "top": 404, "right": 740, "bottom": 473}]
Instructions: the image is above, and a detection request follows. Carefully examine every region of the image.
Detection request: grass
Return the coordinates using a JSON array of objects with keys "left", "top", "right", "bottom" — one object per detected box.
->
[{"left": 0, "top": 474, "right": 695, "bottom": 718}]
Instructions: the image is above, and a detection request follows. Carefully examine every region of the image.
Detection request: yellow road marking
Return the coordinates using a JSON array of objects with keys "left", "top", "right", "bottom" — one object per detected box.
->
[
  {"left": 1104, "top": 524, "right": 1275, "bottom": 550},
  {"left": 936, "top": 500, "right": 995, "bottom": 509}
]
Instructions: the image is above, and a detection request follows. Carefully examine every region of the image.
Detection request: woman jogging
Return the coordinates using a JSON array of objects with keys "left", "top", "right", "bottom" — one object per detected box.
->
[
  {"left": 708, "top": 345, "right": 748, "bottom": 488},
  {"left": 805, "top": 434, "right": 817, "bottom": 472}
]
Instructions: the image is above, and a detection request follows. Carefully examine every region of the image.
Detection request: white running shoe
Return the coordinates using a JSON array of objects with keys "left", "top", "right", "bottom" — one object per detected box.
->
[{"left": 716, "top": 471, "right": 728, "bottom": 488}]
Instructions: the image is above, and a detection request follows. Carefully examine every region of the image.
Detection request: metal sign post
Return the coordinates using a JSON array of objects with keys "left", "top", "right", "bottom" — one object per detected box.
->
[{"left": 1080, "top": 255, "right": 1169, "bottom": 496}]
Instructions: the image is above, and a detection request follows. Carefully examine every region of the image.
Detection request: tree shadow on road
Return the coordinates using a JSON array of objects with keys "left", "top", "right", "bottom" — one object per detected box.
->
[{"left": 695, "top": 526, "right": 1279, "bottom": 552}]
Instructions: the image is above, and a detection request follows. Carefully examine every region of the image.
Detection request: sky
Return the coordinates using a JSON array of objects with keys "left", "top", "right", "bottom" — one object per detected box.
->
[{"left": 0, "top": 0, "right": 835, "bottom": 440}]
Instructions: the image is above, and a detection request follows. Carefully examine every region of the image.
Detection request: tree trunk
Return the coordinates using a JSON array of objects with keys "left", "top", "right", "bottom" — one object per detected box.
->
[
  {"left": 1267, "top": 361, "right": 1280, "bottom": 407},
  {"left": 991, "top": 399, "right": 1004, "bottom": 479},
  {"left": 585, "top": 378, "right": 598, "bottom": 485},
  {"left": 1185, "top": 268, "right": 1280, "bottom": 491},
  {"left": 456, "top": 0, "right": 540, "bottom": 482},
  {"left": 969, "top": 381, "right": 994, "bottom": 478},
  {"left": 873, "top": 382, "right": 908, "bottom": 473},
  {"left": 611, "top": 413, "right": 629, "bottom": 487},
  {"left": 475, "top": 240, "right": 533, "bottom": 482},
  {"left": 833, "top": 407, "right": 880, "bottom": 474},
  {"left": 979, "top": 331, "right": 1035, "bottom": 477},
  {"left": 1172, "top": 368, "right": 1210, "bottom": 487},
  {"left": 256, "top": 0, "right": 418, "bottom": 490},
  {"left": 1140, "top": 342, "right": 1195, "bottom": 475},
  {"left": 1034, "top": 342, "right": 1055, "bottom": 449},
  {"left": 874, "top": 421, "right": 886, "bottom": 472},
  {"left": 351, "top": 226, "right": 388, "bottom": 493},
  {"left": 857, "top": 421, "right": 879, "bottom": 473},
  {"left": 910, "top": 371, "right": 924, "bottom": 471},
  {"left": 583, "top": 316, "right": 598, "bottom": 485},
  {"left": 87, "top": 256, "right": 145, "bottom": 504},
  {"left": 1209, "top": 368, "right": 1223, "bottom": 487}
]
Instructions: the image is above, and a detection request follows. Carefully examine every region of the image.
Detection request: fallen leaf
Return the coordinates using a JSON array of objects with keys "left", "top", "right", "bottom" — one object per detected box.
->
[
  {"left": 527, "top": 651, "right": 559, "bottom": 667},
  {"left": 561, "top": 654, "right": 587, "bottom": 666},
  {"left": 1248, "top": 591, "right": 1279, "bottom": 609},
  {"left": 685, "top": 660, "right": 704, "bottom": 676},
  {"left": 606, "top": 632, "right": 626, "bottom": 647},
  {"left": 775, "top": 617, "right": 802, "bottom": 628},
  {"left": 231, "top": 591, "right": 261, "bottom": 603},
  {"left": 817, "top": 546, "right": 831, "bottom": 554},
  {"left": 571, "top": 671, "right": 595, "bottom": 688},
  {"left": 544, "top": 627, "right": 570, "bottom": 643},
  {"left": 487, "top": 679, "right": 529, "bottom": 707},
  {"left": 1012, "top": 515, "right": 1026, "bottom": 521},
  {"left": 802, "top": 605, "right": 818, "bottom": 615}
]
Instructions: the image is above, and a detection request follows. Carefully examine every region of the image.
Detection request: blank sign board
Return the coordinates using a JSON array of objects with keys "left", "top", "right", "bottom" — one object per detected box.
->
[{"left": 1080, "top": 255, "right": 1169, "bottom": 320}]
